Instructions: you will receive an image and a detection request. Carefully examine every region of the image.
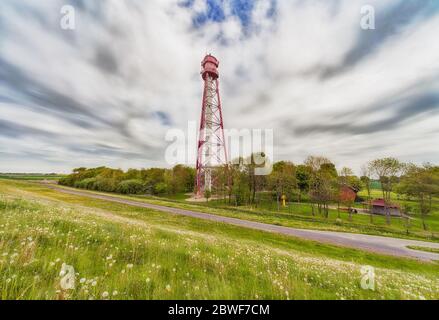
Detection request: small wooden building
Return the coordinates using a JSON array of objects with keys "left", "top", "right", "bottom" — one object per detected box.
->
[
  {"left": 339, "top": 185, "right": 357, "bottom": 203},
  {"left": 370, "top": 199, "right": 401, "bottom": 216}
]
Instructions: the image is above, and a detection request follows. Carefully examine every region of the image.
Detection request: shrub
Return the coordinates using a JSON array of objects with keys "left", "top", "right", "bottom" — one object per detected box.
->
[
  {"left": 154, "top": 182, "right": 168, "bottom": 195},
  {"left": 74, "top": 178, "right": 97, "bottom": 189},
  {"left": 58, "top": 176, "right": 74, "bottom": 186},
  {"left": 94, "top": 177, "right": 117, "bottom": 192},
  {"left": 117, "top": 179, "right": 145, "bottom": 194}
]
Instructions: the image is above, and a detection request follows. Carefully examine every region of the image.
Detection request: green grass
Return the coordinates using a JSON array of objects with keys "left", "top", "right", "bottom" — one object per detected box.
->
[
  {"left": 407, "top": 246, "right": 439, "bottom": 254},
  {"left": 0, "top": 179, "right": 438, "bottom": 300},
  {"left": 0, "top": 174, "right": 64, "bottom": 181}
]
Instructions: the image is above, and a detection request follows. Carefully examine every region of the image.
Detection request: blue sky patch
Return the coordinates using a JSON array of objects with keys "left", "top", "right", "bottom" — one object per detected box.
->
[{"left": 180, "top": 0, "right": 276, "bottom": 29}]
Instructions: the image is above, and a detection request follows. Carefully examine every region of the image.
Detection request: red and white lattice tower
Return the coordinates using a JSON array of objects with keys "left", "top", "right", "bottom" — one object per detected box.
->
[{"left": 196, "top": 54, "right": 228, "bottom": 197}]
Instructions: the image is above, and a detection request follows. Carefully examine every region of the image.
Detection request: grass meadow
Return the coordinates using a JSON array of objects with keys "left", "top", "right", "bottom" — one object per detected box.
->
[
  {"left": 0, "top": 180, "right": 438, "bottom": 300},
  {"left": 0, "top": 174, "right": 64, "bottom": 181}
]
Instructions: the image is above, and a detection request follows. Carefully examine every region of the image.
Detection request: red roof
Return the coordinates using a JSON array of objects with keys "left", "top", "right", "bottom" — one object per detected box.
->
[{"left": 371, "top": 199, "right": 399, "bottom": 208}]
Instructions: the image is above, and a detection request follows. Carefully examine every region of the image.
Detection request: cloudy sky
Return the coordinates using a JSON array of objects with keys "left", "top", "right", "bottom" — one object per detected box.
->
[{"left": 1, "top": 0, "right": 439, "bottom": 173}]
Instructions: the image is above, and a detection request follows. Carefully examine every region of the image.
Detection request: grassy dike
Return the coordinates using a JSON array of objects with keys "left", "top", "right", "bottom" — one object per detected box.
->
[{"left": 0, "top": 179, "right": 438, "bottom": 300}]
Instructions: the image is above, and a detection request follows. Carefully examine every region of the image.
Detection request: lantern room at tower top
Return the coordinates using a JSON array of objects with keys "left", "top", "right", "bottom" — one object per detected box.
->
[{"left": 201, "top": 54, "right": 219, "bottom": 80}]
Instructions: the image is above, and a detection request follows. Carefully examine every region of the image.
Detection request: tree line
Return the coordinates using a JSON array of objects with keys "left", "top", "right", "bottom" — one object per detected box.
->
[
  {"left": 59, "top": 165, "right": 195, "bottom": 195},
  {"left": 59, "top": 155, "right": 439, "bottom": 228}
]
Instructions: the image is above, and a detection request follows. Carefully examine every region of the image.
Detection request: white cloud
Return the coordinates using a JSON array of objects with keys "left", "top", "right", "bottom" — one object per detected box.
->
[{"left": 0, "top": 0, "right": 438, "bottom": 173}]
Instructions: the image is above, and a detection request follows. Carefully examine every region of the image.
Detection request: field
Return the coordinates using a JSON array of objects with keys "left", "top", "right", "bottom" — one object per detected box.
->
[
  {"left": 0, "top": 179, "right": 438, "bottom": 300},
  {"left": 0, "top": 174, "right": 65, "bottom": 181}
]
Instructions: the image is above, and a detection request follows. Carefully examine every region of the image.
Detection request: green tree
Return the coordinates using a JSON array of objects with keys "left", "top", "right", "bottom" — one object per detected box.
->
[
  {"left": 231, "top": 167, "right": 250, "bottom": 206},
  {"left": 369, "top": 158, "right": 404, "bottom": 225},
  {"left": 245, "top": 152, "right": 268, "bottom": 206},
  {"left": 360, "top": 164, "right": 373, "bottom": 223},
  {"left": 141, "top": 168, "right": 166, "bottom": 194},
  {"left": 117, "top": 179, "right": 144, "bottom": 194},
  {"left": 296, "top": 165, "right": 311, "bottom": 203},
  {"left": 267, "top": 161, "right": 297, "bottom": 211},
  {"left": 154, "top": 182, "right": 169, "bottom": 195},
  {"left": 308, "top": 159, "right": 338, "bottom": 218},
  {"left": 397, "top": 164, "right": 439, "bottom": 230},
  {"left": 124, "top": 169, "right": 141, "bottom": 180}
]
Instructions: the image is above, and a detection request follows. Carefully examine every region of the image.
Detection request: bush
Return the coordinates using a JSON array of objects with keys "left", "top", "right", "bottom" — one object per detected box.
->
[
  {"left": 58, "top": 176, "right": 74, "bottom": 186},
  {"left": 116, "top": 179, "right": 145, "bottom": 194},
  {"left": 74, "top": 178, "right": 97, "bottom": 189},
  {"left": 94, "top": 177, "right": 117, "bottom": 192},
  {"left": 154, "top": 182, "right": 168, "bottom": 195}
]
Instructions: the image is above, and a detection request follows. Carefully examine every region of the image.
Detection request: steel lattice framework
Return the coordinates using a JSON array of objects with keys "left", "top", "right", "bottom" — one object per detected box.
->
[{"left": 196, "top": 55, "right": 228, "bottom": 197}]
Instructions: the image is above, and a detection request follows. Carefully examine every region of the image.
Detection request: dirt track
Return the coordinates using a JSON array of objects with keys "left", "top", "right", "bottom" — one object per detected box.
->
[{"left": 44, "top": 184, "right": 439, "bottom": 262}]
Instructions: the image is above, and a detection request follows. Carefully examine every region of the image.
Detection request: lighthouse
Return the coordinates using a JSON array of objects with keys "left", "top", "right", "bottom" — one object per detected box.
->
[{"left": 195, "top": 54, "right": 228, "bottom": 197}]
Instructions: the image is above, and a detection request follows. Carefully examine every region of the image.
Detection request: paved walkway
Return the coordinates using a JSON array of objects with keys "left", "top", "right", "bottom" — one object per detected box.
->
[{"left": 44, "top": 185, "right": 439, "bottom": 261}]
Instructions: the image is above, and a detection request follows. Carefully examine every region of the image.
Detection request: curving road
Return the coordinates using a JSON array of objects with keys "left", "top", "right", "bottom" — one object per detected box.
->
[{"left": 44, "top": 184, "right": 439, "bottom": 262}]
